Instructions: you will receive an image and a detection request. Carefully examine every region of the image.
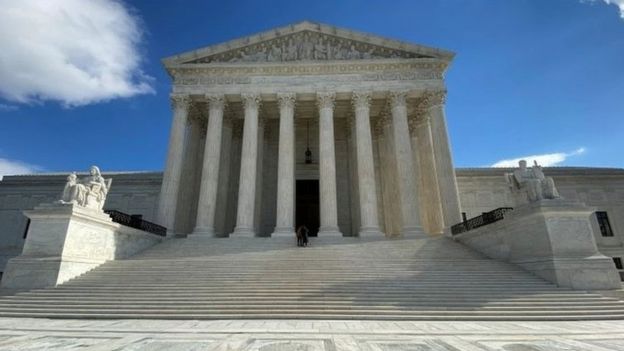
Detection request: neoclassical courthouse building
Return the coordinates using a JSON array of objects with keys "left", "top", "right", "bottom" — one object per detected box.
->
[{"left": 0, "top": 21, "right": 623, "bottom": 276}]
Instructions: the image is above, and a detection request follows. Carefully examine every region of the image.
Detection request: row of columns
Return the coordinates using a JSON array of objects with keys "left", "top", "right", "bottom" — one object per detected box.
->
[{"left": 157, "top": 90, "right": 461, "bottom": 238}]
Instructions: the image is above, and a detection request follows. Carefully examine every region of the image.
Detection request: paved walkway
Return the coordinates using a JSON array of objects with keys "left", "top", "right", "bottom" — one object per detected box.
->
[{"left": 0, "top": 318, "right": 622, "bottom": 350}]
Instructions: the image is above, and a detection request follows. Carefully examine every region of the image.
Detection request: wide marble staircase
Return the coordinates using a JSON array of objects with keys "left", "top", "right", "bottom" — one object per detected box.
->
[{"left": 0, "top": 235, "right": 623, "bottom": 320}]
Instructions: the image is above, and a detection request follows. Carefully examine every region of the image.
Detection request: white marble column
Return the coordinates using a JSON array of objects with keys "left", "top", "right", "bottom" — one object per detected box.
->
[
  {"left": 347, "top": 114, "right": 360, "bottom": 236},
  {"left": 193, "top": 95, "right": 226, "bottom": 236},
  {"left": 317, "top": 92, "right": 342, "bottom": 236},
  {"left": 156, "top": 94, "right": 191, "bottom": 236},
  {"left": 215, "top": 113, "right": 233, "bottom": 236},
  {"left": 414, "top": 112, "right": 444, "bottom": 235},
  {"left": 389, "top": 91, "right": 423, "bottom": 236},
  {"left": 428, "top": 91, "right": 462, "bottom": 229},
  {"left": 272, "top": 93, "right": 296, "bottom": 237},
  {"left": 407, "top": 116, "right": 424, "bottom": 232},
  {"left": 381, "top": 117, "right": 402, "bottom": 236},
  {"left": 352, "top": 92, "right": 382, "bottom": 236},
  {"left": 232, "top": 93, "right": 261, "bottom": 237}
]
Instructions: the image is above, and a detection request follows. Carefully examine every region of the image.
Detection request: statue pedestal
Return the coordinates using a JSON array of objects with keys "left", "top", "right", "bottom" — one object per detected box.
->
[
  {"left": 456, "top": 199, "right": 621, "bottom": 290},
  {"left": 1, "top": 203, "right": 161, "bottom": 290}
]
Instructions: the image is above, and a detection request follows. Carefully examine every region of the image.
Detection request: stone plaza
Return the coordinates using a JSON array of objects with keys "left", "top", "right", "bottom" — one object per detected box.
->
[{"left": 0, "top": 21, "right": 623, "bottom": 350}]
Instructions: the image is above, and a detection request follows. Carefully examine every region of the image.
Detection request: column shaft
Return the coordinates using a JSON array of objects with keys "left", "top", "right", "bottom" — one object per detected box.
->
[
  {"left": 352, "top": 92, "right": 382, "bottom": 236},
  {"left": 407, "top": 121, "right": 424, "bottom": 232},
  {"left": 232, "top": 94, "right": 261, "bottom": 237},
  {"left": 428, "top": 92, "right": 462, "bottom": 229},
  {"left": 193, "top": 95, "right": 226, "bottom": 236},
  {"left": 215, "top": 116, "right": 233, "bottom": 236},
  {"left": 389, "top": 91, "right": 423, "bottom": 236},
  {"left": 272, "top": 93, "right": 296, "bottom": 236},
  {"left": 156, "top": 94, "right": 190, "bottom": 236},
  {"left": 317, "top": 92, "right": 342, "bottom": 236},
  {"left": 415, "top": 115, "right": 444, "bottom": 234}
]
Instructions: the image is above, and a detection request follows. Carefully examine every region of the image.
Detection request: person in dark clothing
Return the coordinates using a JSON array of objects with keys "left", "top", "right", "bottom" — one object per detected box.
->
[
  {"left": 302, "top": 225, "right": 310, "bottom": 247},
  {"left": 296, "top": 225, "right": 304, "bottom": 247}
]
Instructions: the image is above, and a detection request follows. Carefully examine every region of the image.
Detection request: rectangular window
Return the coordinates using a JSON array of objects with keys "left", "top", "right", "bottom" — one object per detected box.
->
[
  {"left": 613, "top": 257, "right": 623, "bottom": 270},
  {"left": 596, "top": 211, "right": 614, "bottom": 237}
]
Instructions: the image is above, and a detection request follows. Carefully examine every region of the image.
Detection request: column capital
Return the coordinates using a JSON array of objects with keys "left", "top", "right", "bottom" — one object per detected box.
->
[
  {"left": 352, "top": 91, "right": 372, "bottom": 110},
  {"left": 206, "top": 94, "right": 227, "bottom": 110},
  {"left": 277, "top": 93, "right": 297, "bottom": 109},
  {"left": 388, "top": 90, "right": 409, "bottom": 109},
  {"left": 242, "top": 93, "right": 262, "bottom": 109},
  {"left": 316, "top": 91, "right": 336, "bottom": 110},
  {"left": 170, "top": 94, "right": 191, "bottom": 110},
  {"left": 421, "top": 90, "right": 447, "bottom": 108}
]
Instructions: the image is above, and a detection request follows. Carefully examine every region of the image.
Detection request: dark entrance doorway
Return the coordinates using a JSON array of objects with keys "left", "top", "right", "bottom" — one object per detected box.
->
[{"left": 295, "top": 179, "right": 320, "bottom": 237}]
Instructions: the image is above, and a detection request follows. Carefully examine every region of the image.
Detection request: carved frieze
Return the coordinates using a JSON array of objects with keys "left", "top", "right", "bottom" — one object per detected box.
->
[{"left": 185, "top": 31, "right": 429, "bottom": 64}]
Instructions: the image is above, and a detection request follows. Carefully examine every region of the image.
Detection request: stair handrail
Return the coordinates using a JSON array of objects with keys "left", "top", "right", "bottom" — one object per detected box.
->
[{"left": 451, "top": 207, "right": 513, "bottom": 235}]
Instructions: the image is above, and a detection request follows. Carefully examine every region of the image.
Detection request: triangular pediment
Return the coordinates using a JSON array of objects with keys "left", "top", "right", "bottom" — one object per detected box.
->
[{"left": 163, "top": 21, "right": 454, "bottom": 66}]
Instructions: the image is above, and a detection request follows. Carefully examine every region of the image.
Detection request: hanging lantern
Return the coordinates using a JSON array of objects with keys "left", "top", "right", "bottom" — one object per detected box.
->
[{"left": 305, "top": 120, "right": 313, "bottom": 164}]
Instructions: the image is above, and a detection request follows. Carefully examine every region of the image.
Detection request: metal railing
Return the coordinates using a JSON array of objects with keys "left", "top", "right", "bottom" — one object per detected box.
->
[
  {"left": 451, "top": 207, "right": 513, "bottom": 235},
  {"left": 104, "top": 210, "right": 167, "bottom": 237}
]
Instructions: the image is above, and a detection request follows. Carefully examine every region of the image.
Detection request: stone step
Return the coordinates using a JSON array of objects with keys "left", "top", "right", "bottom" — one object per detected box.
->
[
  {"left": 4, "top": 296, "right": 616, "bottom": 304},
  {"left": 2, "top": 236, "right": 621, "bottom": 321},
  {"left": 15, "top": 290, "right": 601, "bottom": 298},
  {"left": 1, "top": 306, "right": 624, "bottom": 317},
  {"left": 1, "top": 311, "right": 622, "bottom": 321},
  {"left": 0, "top": 299, "right": 624, "bottom": 311}
]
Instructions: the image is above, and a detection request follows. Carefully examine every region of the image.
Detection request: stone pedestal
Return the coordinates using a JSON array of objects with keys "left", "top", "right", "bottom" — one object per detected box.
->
[
  {"left": 1, "top": 204, "right": 161, "bottom": 290},
  {"left": 455, "top": 199, "right": 621, "bottom": 291}
]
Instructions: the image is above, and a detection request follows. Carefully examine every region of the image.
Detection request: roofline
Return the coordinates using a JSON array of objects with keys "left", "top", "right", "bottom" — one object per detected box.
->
[{"left": 162, "top": 20, "right": 455, "bottom": 66}]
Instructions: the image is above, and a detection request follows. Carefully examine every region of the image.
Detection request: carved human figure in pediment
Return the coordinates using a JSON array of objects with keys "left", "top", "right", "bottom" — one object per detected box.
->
[
  {"left": 268, "top": 44, "right": 282, "bottom": 62},
  {"left": 347, "top": 44, "right": 360, "bottom": 59},
  {"left": 285, "top": 38, "right": 298, "bottom": 61},
  {"left": 506, "top": 160, "right": 560, "bottom": 203},
  {"left": 314, "top": 37, "right": 327, "bottom": 60},
  {"left": 300, "top": 33, "right": 314, "bottom": 60}
]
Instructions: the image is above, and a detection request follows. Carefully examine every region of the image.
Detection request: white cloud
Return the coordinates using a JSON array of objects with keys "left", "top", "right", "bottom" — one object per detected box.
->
[
  {"left": 583, "top": 0, "right": 624, "bottom": 18},
  {"left": 0, "top": 0, "right": 154, "bottom": 107},
  {"left": 491, "top": 148, "right": 586, "bottom": 168},
  {"left": 0, "top": 158, "right": 41, "bottom": 180}
]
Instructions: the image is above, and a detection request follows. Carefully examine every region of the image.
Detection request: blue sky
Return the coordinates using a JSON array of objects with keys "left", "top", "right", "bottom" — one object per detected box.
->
[{"left": 0, "top": 0, "right": 623, "bottom": 177}]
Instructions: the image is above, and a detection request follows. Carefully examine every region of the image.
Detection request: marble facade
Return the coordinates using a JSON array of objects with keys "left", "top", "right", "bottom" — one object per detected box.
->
[
  {"left": 156, "top": 21, "right": 462, "bottom": 239},
  {"left": 0, "top": 22, "right": 622, "bottom": 281}
]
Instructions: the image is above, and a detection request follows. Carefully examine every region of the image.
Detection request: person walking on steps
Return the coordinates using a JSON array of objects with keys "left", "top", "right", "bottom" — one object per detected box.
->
[
  {"left": 296, "top": 225, "right": 304, "bottom": 247},
  {"left": 302, "top": 225, "right": 310, "bottom": 247}
]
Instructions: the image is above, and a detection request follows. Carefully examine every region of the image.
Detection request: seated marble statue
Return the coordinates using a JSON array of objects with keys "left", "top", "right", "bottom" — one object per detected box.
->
[
  {"left": 506, "top": 160, "right": 560, "bottom": 202},
  {"left": 58, "top": 166, "right": 111, "bottom": 211}
]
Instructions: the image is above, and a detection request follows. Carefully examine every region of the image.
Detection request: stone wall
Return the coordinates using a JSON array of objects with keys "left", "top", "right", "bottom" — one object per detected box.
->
[
  {"left": 456, "top": 167, "right": 624, "bottom": 277},
  {"left": 0, "top": 172, "right": 162, "bottom": 270},
  {"left": 1, "top": 167, "right": 623, "bottom": 274}
]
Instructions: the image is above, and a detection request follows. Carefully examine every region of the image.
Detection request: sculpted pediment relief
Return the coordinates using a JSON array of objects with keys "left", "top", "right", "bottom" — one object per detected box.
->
[{"left": 183, "top": 30, "right": 431, "bottom": 64}]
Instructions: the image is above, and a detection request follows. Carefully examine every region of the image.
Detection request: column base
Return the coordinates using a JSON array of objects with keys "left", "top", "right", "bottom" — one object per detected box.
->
[
  {"left": 191, "top": 226, "right": 216, "bottom": 237},
  {"left": 358, "top": 226, "right": 384, "bottom": 237},
  {"left": 401, "top": 226, "right": 427, "bottom": 237},
  {"left": 271, "top": 226, "right": 295, "bottom": 238},
  {"left": 231, "top": 226, "right": 256, "bottom": 238},
  {"left": 318, "top": 226, "right": 343, "bottom": 237}
]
